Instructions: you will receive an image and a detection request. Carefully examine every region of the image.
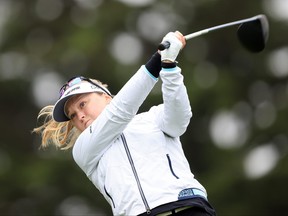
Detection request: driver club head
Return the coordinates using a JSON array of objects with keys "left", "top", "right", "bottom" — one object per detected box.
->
[{"left": 237, "top": 14, "right": 269, "bottom": 53}]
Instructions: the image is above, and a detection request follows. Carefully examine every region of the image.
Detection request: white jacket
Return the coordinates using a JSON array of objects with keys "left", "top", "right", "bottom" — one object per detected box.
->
[{"left": 72, "top": 65, "right": 207, "bottom": 216}]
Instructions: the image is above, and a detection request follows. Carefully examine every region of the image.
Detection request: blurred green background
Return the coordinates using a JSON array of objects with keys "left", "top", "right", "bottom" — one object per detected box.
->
[{"left": 0, "top": 0, "right": 287, "bottom": 215}]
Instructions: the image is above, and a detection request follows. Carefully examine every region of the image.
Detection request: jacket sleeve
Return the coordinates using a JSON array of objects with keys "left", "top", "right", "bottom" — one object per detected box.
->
[
  {"left": 156, "top": 66, "right": 192, "bottom": 137},
  {"left": 72, "top": 66, "right": 158, "bottom": 177}
]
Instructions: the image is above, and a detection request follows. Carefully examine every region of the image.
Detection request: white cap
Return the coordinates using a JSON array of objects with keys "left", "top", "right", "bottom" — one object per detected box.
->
[{"left": 52, "top": 81, "right": 111, "bottom": 122}]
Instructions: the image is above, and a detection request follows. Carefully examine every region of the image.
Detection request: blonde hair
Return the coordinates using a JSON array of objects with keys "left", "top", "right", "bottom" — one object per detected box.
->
[{"left": 33, "top": 79, "right": 109, "bottom": 150}]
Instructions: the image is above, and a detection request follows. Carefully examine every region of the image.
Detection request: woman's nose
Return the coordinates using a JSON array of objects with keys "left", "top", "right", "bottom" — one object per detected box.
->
[{"left": 78, "top": 112, "right": 85, "bottom": 121}]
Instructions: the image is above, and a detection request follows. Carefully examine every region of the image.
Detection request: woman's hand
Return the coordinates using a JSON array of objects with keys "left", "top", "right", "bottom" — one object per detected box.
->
[{"left": 160, "top": 31, "right": 186, "bottom": 63}]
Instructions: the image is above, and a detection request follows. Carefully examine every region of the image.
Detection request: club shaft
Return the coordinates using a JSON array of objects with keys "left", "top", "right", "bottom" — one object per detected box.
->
[
  {"left": 158, "top": 15, "right": 263, "bottom": 50},
  {"left": 185, "top": 15, "right": 261, "bottom": 40}
]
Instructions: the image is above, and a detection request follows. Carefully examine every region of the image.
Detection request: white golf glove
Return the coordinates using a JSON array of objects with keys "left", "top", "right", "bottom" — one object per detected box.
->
[{"left": 160, "top": 32, "right": 183, "bottom": 62}]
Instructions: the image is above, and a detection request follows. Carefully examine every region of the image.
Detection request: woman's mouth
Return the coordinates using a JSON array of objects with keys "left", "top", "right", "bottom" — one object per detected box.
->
[{"left": 84, "top": 120, "right": 92, "bottom": 128}]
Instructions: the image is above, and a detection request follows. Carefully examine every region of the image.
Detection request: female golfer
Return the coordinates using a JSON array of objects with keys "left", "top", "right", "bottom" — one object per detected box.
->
[{"left": 34, "top": 31, "right": 216, "bottom": 216}]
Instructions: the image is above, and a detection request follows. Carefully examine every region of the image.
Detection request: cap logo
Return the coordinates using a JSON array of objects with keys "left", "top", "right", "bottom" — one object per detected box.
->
[{"left": 64, "top": 86, "right": 80, "bottom": 96}]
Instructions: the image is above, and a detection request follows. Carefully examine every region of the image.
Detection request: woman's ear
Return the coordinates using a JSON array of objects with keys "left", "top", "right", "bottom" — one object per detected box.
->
[{"left": 104, "top": 94, "right": 112, "bottom": 103}]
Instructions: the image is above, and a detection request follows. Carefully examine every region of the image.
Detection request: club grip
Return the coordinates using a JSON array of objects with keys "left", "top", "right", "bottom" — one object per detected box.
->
[{"left": 158, "top": 41, "right": 170, "bottom": 51}]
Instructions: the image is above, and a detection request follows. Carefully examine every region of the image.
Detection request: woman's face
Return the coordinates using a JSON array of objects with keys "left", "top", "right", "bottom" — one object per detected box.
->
[{"left": 65, "top": 92, "right": 112, "bottom": 132}]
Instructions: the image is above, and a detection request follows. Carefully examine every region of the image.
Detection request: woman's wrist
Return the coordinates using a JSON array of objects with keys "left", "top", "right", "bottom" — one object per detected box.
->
[{"left": 161, "top": 61, "right": 177, "bottom": 68}]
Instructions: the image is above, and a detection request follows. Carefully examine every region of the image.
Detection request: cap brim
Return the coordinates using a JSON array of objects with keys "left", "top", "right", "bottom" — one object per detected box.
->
[{"left": 53, "top": 95, "right": 74, "bottom": 122}]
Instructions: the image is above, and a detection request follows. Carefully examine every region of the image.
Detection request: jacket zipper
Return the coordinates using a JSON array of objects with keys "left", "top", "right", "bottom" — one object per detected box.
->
[
  {"left": 166, "top": 154, "right": 179, "bottom": 179},
  {"left": 120, "top": 133, "right": 151, "bottom": 214}
]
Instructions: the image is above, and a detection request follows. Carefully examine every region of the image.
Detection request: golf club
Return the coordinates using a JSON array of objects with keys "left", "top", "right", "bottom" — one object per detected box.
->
[{"left": 158, "top": 14, "right": 269, "bottom": 53}]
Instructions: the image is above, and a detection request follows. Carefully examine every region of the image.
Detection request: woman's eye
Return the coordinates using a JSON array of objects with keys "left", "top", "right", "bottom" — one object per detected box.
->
[
  {"left": 70, "top": 113, "right": 76, "bottom": 119},
  {"left": 80, "top": 101, "right": 86, "bottom": 108}
]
